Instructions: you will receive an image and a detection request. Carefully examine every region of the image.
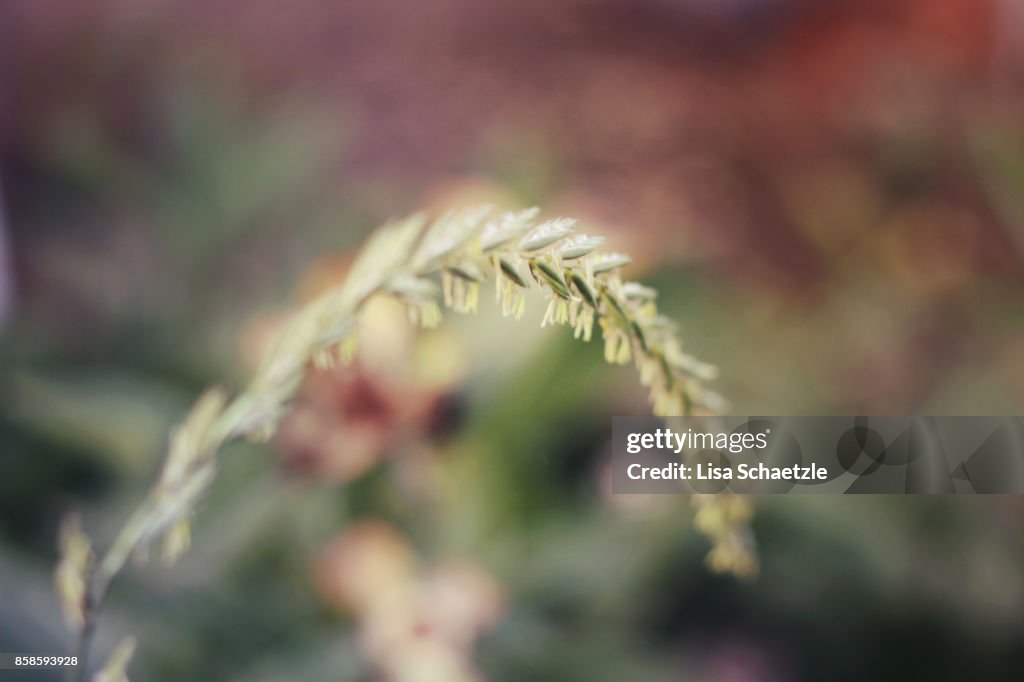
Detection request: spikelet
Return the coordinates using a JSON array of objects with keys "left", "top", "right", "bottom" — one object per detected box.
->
[
  {"left": 93, "top": 637, "right": 136, "bottom": 682},
  {"left": 55, "top": 514, "right": 91, "bottom": 633},
  {"left": 692, "top": 495, "right": 758, "bottom": 578}
]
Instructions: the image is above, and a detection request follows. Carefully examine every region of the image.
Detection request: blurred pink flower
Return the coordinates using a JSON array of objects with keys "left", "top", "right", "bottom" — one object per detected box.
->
[{"left": 313, "top": 520, "right": 505, "bottom": 682}]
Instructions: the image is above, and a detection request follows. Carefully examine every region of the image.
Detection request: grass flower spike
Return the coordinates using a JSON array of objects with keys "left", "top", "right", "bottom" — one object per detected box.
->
[{"left": 55, "top": 205, "right": 749, "bottom": 680}]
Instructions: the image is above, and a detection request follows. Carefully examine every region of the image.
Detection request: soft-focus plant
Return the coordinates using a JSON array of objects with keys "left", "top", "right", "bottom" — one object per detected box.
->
[
  {"left": 313, "top": 520, "right": 504, "bottom": 682},
  {"left": 55, "top": 206, "right": 755, "bottom": 680}
]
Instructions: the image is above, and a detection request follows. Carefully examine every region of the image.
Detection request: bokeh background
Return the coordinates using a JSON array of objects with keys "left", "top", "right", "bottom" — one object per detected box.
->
[{"left": 3, "top": 0, "right": 1024, "bottom": 680}]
